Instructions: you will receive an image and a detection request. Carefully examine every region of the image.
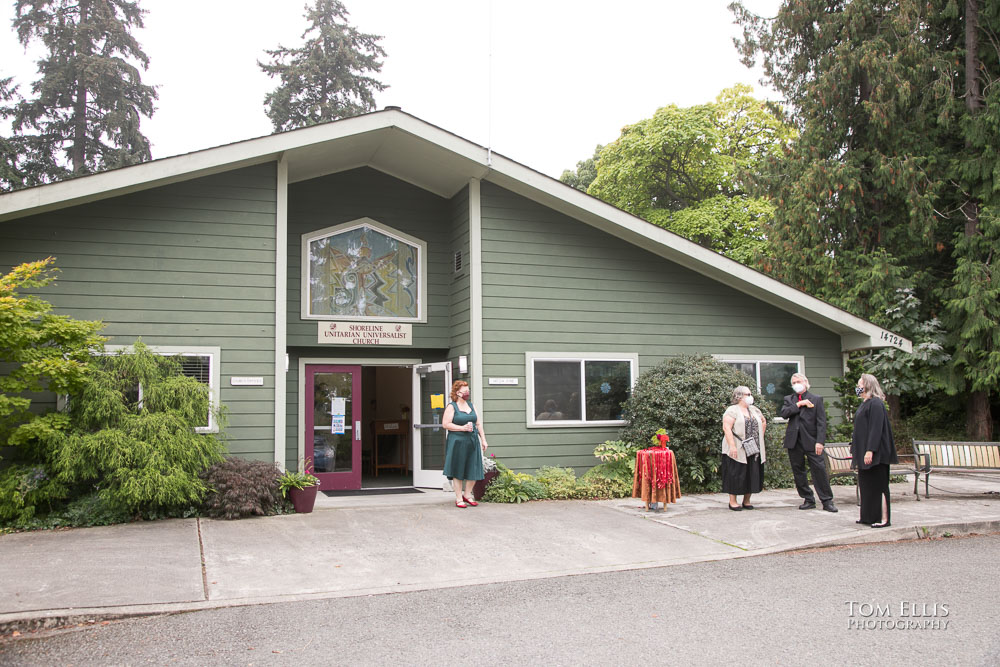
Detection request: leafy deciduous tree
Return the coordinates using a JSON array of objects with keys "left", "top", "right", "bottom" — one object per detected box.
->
[
  {"left": 585, "top": 85, "right": 794, "bottom": 263},
  {"left": 559, "top": 144, "right": 602, "bottom": 192},
  {"left": 0, "top": 257, "right": 105, "bottom": 523}
]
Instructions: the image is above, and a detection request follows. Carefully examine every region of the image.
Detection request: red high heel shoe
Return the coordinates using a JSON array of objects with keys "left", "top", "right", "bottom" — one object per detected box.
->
[
  {"left": 463, "top": 496, "right": 479, "bottom": 507},
  {"left": 455, "top": 500, "right": 467, "bottom": 508}
]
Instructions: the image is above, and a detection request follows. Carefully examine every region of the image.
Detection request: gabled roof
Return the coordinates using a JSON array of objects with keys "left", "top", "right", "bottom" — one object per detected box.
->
[{"left": 0, "top": 109, "right": 911, "bottom": 353}]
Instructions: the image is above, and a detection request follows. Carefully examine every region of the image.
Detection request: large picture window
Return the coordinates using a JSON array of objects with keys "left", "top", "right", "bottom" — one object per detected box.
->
[
  {"left": 717, "top": 356, "right": 802, "bottom": 413},
  {"left": 301, "top": 218, "right": 426, "bottom": 321},
  {"left": 526, "top": 353, "right": 637, "bottom": 427}
]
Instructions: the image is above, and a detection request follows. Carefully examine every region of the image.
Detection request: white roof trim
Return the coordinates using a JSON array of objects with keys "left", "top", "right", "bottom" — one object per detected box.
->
[{"left": 0, "top": 109, "right": 910, "bottom": 353}]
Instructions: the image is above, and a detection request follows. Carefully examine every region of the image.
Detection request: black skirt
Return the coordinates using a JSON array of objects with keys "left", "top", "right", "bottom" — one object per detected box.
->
[
  {"left": 858, "top": 463, "right": 891, "bottom": 524},
  {"left": 721, "top": 454, "right": 763, "bottom": 495}
]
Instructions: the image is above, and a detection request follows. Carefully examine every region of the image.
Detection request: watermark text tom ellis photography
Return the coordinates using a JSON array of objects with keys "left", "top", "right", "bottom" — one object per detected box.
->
[{"left": 845, "top": 601, "right": 951, "bottom": 630}]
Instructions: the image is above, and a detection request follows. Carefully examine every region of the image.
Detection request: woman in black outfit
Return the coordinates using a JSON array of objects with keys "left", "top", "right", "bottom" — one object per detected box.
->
[{"left": 851, "top": 373, "right": 898, "bottom": 527}]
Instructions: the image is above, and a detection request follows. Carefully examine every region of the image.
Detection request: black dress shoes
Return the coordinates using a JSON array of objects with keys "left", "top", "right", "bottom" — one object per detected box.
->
[
  {"left": 822, "top": 502, "right": 839, "bottom": 513},
  {"left": 799, "top": 501, "right": 817, "bottom": 510}
]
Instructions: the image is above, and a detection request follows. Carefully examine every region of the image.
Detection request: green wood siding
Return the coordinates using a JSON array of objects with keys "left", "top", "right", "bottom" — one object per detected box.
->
[
  {"left": 0, "top": 164, "right": 278, "bottom": 460},
  {"left": 479, "top": 182, "right": 844, "bottom": 472},
  {"left": 286, "top": 168, "right": 454, "bottom": 348},
  {"left": 449, "top": 185, "right": 471, "bottom": 373}
]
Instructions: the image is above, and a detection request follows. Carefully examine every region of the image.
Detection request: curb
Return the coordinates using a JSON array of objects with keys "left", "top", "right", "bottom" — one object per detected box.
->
[
  {"left": 803, "top": 520, "right": 1000, "bottom": 549},
  {"left": 4, "top": 519, "right": 999, "bottom": 639}
]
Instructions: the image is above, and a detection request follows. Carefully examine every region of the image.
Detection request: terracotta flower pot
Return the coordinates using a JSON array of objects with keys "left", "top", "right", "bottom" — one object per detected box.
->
[
  {"left": 473, "top": 469, "right": 499, "bottom": 501},
  {"left": 288, "top": 485, "right": 318, "bottom": 513}
]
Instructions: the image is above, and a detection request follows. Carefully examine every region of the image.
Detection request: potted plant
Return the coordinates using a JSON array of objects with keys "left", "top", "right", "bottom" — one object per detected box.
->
[
  {"left": 278, "top": 461, "right": 320, "bottom": 513},
  {"left": 473, "top": 452, "right": 499, "bottom": 501}
]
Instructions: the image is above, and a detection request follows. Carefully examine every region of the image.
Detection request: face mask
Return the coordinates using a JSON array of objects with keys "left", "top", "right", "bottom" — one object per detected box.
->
[
  {"left": 792, "top": 383, "right": 805, "bottom": 394},
  {"left": 744, "top": 396, "right": 754, "bottom": 405},
  {"left": 460, "top": 391, "right": 470, "bottom": 399},
  {"left": 855, "top": 386, "right": 864, "bottom": 397}
]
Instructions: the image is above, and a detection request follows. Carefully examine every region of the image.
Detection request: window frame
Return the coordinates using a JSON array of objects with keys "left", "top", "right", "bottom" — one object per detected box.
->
[
  {"left": 713, "top": 354, "right": 804, "bottom": 420},
  {"left": 105, "top": 344, "right": 222, "bottom": 433},
  {"left": 300, "top": 217, "right": 428, "bottom": 323},
  {"left": 525, "top": 352, "right": 638, "bottom": 428}
]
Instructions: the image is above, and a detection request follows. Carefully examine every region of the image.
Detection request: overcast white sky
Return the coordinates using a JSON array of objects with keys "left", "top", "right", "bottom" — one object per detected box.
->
[{"left": 0, "top": 0, "right": 782, "bottom": 178}]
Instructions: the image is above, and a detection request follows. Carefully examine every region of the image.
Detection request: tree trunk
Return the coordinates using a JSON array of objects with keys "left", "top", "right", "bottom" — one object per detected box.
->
[
  {"left": 965, "top": 391, "right": 992, "bottom": 441},
  {"left": 886, "top": 394, "right": 902, "bottom": 427},
  {"left": 71, "top": 0, "right": 90, "bottom": 174},
  {"left": 961, "top": 0, "right": 990, "bottom": 442},
  {"left": 966, "top": 0, "right": 981, "bottom": 113},
  {"left": 964, "top": 0, "right": 982, "bottom": 236}
]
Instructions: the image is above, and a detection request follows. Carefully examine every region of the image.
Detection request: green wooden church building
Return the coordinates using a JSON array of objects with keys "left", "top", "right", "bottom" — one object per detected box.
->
[{"left": 0, "top": 109, "right": 911, "bottom": 491}]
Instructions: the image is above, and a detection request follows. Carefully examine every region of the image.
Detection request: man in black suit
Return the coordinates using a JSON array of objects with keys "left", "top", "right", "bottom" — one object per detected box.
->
[{"left": 780, "top": 373, "right": 837, "bottom": 512}]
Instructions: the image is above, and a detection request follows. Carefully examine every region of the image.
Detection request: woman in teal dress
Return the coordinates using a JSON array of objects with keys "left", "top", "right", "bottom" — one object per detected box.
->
[{"left": 443, "top": 380, "right": 489, "bottom": 507}]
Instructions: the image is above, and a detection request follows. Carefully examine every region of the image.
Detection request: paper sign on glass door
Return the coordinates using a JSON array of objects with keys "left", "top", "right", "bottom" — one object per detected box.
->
[
  {"left": 330, "top": 397, "right": 346, "bottom": 416},
  {"left": 330, "top": 414, "right": 346, "bottom": 434}
]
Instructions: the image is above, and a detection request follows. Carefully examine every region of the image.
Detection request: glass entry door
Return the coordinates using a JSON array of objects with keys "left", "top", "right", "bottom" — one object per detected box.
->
[
  {"left": 306, "top": 364, "right": 361, "bottom": 490},
  {"left": 411, "top": 361, "right": 452, "bottom": 488}
]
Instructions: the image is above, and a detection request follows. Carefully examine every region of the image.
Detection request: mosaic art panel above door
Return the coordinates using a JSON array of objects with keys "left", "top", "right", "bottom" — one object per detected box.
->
[{"left": 305, "top": 221, "right": 423, "bottom": 320}]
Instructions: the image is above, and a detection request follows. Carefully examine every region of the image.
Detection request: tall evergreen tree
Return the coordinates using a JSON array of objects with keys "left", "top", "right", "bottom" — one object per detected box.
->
[
  {"left": 939, "top": 0, "right": 1000, "bottom": 439},
  {"left": 10, "top": 0, "right": 157, "bottom": 183},
  {"left": 731, "top": 0, "right": 1000, "bottom": 438},
  {"left": 0, "top": 76, "right": 26, "bottom": 191},
  {"left": 259, "top": 0, "right": 387, "bottom": 132}
]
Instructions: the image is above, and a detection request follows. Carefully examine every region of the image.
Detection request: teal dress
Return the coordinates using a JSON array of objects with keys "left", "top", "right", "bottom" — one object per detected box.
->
[{"left": 443, "top": 401, "right": 485, "bottom": 481}]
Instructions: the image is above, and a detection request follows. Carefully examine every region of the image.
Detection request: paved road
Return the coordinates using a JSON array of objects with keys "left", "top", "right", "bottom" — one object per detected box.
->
[{"left": 2, "top": 534, "right": 998, "bottom": 666}]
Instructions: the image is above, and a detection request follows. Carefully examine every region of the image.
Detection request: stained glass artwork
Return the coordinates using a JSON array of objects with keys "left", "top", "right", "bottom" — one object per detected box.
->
[{"left": 308, "top": 225, "right": 419, "bottom": 318}]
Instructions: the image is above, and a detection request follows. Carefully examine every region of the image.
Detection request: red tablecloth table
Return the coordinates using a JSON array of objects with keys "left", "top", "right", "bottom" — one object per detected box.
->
[{"left": 632, "top": 446, "right": 681, "bottom": 510}]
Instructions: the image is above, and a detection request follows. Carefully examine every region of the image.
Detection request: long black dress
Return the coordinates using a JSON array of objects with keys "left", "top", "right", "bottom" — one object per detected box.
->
[
  {"left": 721, "top": 415, "right": 763, "bottom": 495},
  {"left": 851, "top": 397, "right": 898, "bottom": 524}
]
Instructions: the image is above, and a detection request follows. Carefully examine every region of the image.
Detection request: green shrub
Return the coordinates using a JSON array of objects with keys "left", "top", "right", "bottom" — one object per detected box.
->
[
  {"left": 762, "top": 446, "right": 795, "bottom": 489},
  {"left": 535, "top": 466, "right": 580, "bottom": 499},
  {"left": 201, "top": 458, "right": 285, "bottom": 519},
  {"left": 60, "top": 492, "right": 135, "bottom": 527},
  {"left": 619, "top": 354, "right": 777, "bottom": 493},
  {"left": 0, "top": 463, "right": 69, "bottom": 524},
  {"left": 579, "top": 463, "right": 633, "bottom": 499},
  {"left": 482, "top": 466, "right": 548, "bottom": 504},
  {"left": 593, "top": 440, "right": 639, "bottom": 474},
  {"left": 51, "top": 342, "right": 227, "bottom": 515}
]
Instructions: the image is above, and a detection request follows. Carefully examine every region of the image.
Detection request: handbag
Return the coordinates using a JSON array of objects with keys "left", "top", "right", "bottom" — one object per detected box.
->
[{"left": 740, "top": 436, "right": 760, "bottom": 457}]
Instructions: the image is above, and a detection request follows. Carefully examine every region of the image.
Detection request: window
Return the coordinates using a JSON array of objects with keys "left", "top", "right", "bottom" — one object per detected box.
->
[
  {"left": 526, "top": 353, "right": 638, "bottom": 427},
  {"left": 715, "top": 355, "right": 803, "bottom": 413},
  {"left": 301, "top": 218, "right": 427, "bottom": 321},
  {"left": 106, "top": 345, "right": 221, "bottom": 433}
]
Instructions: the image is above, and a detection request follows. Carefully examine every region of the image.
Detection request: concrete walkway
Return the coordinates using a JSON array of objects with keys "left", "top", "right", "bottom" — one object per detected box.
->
[{"left": 2, "top": 476, "right": 998, "bottom": 635}]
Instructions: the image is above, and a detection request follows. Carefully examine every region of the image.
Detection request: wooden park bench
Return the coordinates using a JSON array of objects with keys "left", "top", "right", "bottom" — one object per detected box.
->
[
  {"left": 912, "top": 441, "right": 1000, "bottom": 497},
  {"left": 823, "top": 443, "right": 929, "bottom": 503}
]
